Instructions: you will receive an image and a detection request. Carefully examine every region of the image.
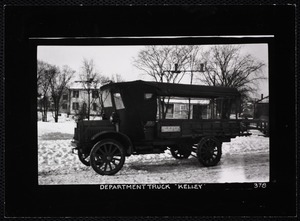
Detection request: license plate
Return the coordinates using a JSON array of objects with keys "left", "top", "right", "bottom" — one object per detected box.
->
[{"left": 161, "top": 126, "right": 181, "bottom": 132}]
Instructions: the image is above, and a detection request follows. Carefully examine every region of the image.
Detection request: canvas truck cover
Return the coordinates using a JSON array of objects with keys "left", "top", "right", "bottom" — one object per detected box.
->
[{"left": 100, "top": 80, "right": 240, "bottom": 98}]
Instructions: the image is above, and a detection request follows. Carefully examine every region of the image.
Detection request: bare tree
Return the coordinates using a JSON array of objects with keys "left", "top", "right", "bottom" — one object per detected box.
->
[
  {"left": 78, "top": 58, "right": 104, "bottom": 120},
  {"left": 37, "top": 60, "right": 56, "bottom": 122},
  {"left": 198, "top": 45, "right": 266, "bottom": 118},
  {"left": 49, "top": 65, "right": 75, "bottom": 122},
  {"left": 110, "top": 73, "right": 124, "bottom": 83},
  {"left": 37, "top": 60, "right": 48, "bottom": 89},
  {"left": 133, "top": 45, "right": 194, "bottom": 83},
  {"left": 133, "top": 46, "right": 170, "bottom": 82}
]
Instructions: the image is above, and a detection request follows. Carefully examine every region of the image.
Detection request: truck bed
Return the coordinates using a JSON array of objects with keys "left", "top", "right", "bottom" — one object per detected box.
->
[{"left": 157, "top": 119, "right": 247, "bottom": 139}]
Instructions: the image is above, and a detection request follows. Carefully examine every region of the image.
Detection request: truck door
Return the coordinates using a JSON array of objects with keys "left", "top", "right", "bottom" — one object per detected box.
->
[{"left": 142, "top": 93, "right": 157, "bottom": 140}]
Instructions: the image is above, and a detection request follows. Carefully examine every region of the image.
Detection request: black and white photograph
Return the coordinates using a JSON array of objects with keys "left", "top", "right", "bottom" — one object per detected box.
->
[
  {"left": 37, "top": 43, "right": 270, "bottom": 185},
  {"left": 4, "top": 4, "right": 297, "bottom": 218}
]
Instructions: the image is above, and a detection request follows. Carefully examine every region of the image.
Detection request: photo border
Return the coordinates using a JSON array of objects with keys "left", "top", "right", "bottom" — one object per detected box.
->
[{"left": 3, "top": 3, "right": 297, "bottom": 218}]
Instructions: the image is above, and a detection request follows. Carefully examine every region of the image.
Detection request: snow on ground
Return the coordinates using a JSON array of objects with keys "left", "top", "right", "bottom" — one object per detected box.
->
[
  {"left": 37, "top": 113, "right": 75, "bottom": 136},
  {"left": 38, "top": 121, "right": 76, "bottom": 138},
  {"left": 37, "top": 117, "right": 269, "bottom": 185}
]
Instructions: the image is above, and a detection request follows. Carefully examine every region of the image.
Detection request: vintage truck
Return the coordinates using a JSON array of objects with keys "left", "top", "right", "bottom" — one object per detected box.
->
[{"left": 71, "top": 80, "right": 251, "bottom": 175}]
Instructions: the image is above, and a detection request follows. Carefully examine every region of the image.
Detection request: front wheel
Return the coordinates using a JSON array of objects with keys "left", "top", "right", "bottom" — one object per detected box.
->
[
  {"left": 78, "top": 149, "right": 91, "bottom": 166},
  {"left": 197, "top": 137, "right": 222, "bottom": 166},
  {"left": 90, "top": 139, "right": 125, "bottom": 175}
]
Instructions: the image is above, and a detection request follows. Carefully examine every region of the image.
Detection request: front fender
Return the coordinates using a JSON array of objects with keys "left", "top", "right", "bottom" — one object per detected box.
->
[{"left": 91, "top": 131, "right": 133, "bottom": 155}]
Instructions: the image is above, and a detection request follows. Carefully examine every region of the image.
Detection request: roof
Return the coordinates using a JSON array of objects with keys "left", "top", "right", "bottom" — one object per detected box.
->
[
  {"left": 68, "top": 82, "right": 100, "bottom": 90},
  {"left": 68, "top": 82, "right": 86, "bottom": 89},
  {"left": 100, "top": 80, "right": 240, "bottom": 98},
  {"left": 168, "top": 98, "right": 210, "bottom": 105}
]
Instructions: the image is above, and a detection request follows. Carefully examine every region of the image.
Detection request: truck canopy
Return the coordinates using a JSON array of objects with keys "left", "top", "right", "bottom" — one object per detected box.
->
[
  {"left": 100, "top": 80, "right": 240, "bottom": 98},
  {"left": 100, "top": 80, "right": 241, "bottom": 142}
]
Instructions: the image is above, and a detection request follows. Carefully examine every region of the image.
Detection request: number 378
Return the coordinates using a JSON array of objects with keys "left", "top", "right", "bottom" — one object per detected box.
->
[{"left": 254, "top": 183, "right": 267, "bottom": 188}]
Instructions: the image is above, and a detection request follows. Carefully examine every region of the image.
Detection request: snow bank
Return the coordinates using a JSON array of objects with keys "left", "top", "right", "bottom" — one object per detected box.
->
[{"left": 223, "top": 130, "right": 269, "bottom": 155}]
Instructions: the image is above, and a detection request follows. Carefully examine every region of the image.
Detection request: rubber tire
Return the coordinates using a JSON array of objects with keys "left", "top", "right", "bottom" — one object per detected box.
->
[
  {"left": 170, "top": 145, "right": 192, "bottom": 159},
  {"left": 78, "top": 150, "right": 91, "bottom": 166},
  {"left": 197, "top": 137, "right": 222, "bottom": 167},
  {"left": 90, "top": 139, "right": 125, "bottom": 175}
]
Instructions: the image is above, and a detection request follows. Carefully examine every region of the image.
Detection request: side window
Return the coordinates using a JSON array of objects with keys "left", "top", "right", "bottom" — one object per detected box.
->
[
  {"left": 101, "top": 90, "right": 113, "bottom": 107},
  {"left": 166, "top": 103, "right": 174, "bottom": 114},
  {"left": 113, "top": 93, "right": 125, "bottom": 110},
  {"left": 144, "top": 93, "right": 154, "bottom": 100},
  {"left": 165, "top": 103, "right": 174, "bottom": 119}
]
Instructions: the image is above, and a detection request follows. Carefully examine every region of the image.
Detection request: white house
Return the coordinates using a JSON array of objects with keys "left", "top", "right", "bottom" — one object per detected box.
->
[{"left": 60, "top": 82, "right": 101, "bottom": 116}]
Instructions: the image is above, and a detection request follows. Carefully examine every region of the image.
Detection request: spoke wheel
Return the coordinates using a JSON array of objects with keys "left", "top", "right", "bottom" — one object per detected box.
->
[
  {"left": 170, "top": 144, "right": 192, "bottom": 159},
  {"left": 78, "top": 150, "right": 91, "bottom": 166},
  {"left": 90, "top": 139, "right": 125, "bottom": 175},
  {"left": 197, "top": 137, "right": 222, "bottom": 166}
]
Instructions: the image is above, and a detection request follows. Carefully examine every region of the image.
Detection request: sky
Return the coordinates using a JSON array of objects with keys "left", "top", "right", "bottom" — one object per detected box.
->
[{"left": 37, "top": 43, "right": 269, "bottom": 99}]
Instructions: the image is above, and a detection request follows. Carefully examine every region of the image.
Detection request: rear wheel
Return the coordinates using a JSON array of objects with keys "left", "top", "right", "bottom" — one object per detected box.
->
[
  {"left": 170, "top": 144, "right": 192, "bottom": 159},
  {"left": 90, "top": 139, "right": 125, "bottom": 175},
  {"left": 197, "top": 137, "right": 222, "bottom": 166}
]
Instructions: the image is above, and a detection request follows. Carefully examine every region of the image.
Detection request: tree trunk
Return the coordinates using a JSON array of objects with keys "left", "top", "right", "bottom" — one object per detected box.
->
[
  {"left": 53, "top": 98, "right": 59, "bottom": 123},
  {"left": 54, "top": 105, "right": 59, "bottom": 122},
  {"left": 42, "top": 96, "right": 48, "bottom": 122}
]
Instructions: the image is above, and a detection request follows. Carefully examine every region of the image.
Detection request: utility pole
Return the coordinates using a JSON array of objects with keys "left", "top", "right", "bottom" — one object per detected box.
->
[
  {"left": 175, "top": 63, "right": 205, "bottom": 119},
  {"left": 162, "top": 63, "right": 181, "bottom": 82},
  {"left": 189, "top": 63, "right": 205, "bottom": 85}
]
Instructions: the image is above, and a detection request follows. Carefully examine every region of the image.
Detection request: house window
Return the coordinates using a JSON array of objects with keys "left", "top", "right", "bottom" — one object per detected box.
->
[
  {"left": 62, "top": 104, "right": 68, "bottom": 110},
  {"left": 92, "top": 103, "right": 97, "bottom": 111},
  {"left": 73, "top": 90, "right": 79, "bottom": 98},
  {"left": 72, "top": 102, "right": 79, "bottom": 110},
  {"left": 92, "top": 90, "right": 99, "bottom": 98},
  {"left": 180, "top": 104, "right": 187, "bottom": 115},
  {"left": 62, "top": 94, "right": 68, "bottom": 100}
]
